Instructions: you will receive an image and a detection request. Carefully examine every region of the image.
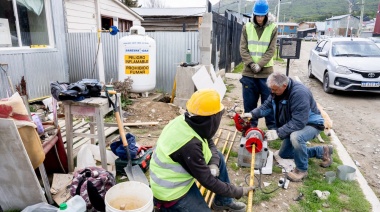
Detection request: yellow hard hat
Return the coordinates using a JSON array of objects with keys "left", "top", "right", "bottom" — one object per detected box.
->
[{"left": 186, "top": 89, "right": 224, "bottom": 116}]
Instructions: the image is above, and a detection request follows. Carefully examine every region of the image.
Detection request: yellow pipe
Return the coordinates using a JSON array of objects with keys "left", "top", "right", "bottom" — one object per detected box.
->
[{"left": 247, "top": 144, "right": 256, "bottom": 212}]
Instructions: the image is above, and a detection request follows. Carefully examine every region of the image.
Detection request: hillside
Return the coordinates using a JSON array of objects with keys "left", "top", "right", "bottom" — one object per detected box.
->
[{"left": 212, "top": 0, "right": 379, "bottom": 22}]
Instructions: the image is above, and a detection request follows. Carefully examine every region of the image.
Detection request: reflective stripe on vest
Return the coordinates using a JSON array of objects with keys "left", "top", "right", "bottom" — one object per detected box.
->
[
  {"left": 149, "top": 116, "right": 212, "bottom": 201},
  {"left": 246, "top": 22, "right": 276, "bottom": 67}
]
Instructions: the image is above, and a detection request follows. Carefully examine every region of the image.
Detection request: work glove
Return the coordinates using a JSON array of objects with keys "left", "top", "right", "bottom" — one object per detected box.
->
[
  {"left": 249, "top": 63, "right": 261, "bottom": 73},
  {"left": 265, "top": 130, "right": 279, "bottom": 141},
  {"left": 242, "top": 186, "right": 255, "bottom": 196},
  {"left": 241, "top": 113, "right": 253, "bottom": 118},
  {"left": 208, "top": 164, "right": 220, "bottom": 177}
]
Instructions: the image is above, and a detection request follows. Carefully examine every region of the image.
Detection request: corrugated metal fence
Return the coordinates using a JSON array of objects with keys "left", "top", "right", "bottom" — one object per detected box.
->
[{"left": 66, "top": 32, "right": 200, "bottom": 93}]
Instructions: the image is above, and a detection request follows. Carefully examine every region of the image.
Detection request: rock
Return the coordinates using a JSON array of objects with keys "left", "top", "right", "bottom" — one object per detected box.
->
[
  {"left": 151, "top": 109, "right": 156, "bottom": 113},
  {"left": 157, "top": 118, "right": 163, "bottom": 122}
]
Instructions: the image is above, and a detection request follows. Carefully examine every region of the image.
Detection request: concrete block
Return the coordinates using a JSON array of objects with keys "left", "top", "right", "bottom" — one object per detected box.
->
[
  {"left": 173, "top": 65, "right": 201, "bottom": 108},
  {"left": 172, "top": 97, "right": 189, "bottom": 109}
]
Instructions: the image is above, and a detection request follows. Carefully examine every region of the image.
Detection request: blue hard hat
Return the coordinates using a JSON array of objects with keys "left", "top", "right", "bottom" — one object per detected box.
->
[{"left": 253, "top": 0, "right": 269, "bottom": 16}]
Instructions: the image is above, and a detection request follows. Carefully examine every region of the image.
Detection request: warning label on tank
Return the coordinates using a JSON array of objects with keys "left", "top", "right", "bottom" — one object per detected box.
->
[
  {"left": 125, "top": 65, "right": 149, "bottom": 74},
  {"left": 124, "top": 55, "right": 149, "bottom": 64}
]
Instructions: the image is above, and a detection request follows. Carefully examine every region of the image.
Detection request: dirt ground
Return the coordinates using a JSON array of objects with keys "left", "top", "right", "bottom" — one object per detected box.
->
[
  {"left": 120, "top": 42, "right": 380, "bottom": 210},
  {"left": 122, "top": 74, "right": 303, "bottom": 211}
]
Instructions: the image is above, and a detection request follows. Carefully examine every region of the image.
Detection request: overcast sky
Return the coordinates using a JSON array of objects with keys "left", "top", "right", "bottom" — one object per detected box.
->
[{"left": 138, "top": 0, "right": 220, "bottom": 8}]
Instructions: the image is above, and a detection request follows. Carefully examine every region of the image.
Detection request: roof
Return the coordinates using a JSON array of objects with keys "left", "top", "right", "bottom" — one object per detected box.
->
[
  {"left": 277, "top": 22, "right": 298, "bottom": 27},
  {"left": 112, "top": 0, "right": 143, "bottom": 21},
  {"left": 132, "top": 7, "right": 206, "bottom": 17},
  {"left": 297, "top": 28, "right": 317, "bottom": 32},
  {"left": 326, "top": 14, "right": 359, "bottom": 21}
]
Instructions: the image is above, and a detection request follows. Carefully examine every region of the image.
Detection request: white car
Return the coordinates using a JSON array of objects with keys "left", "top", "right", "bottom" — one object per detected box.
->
[
  {"left": 308, "top": 37, "right": 380, "bottom": 93},
  {"left": 368, "top": 37, "right": 380, "bottom": 48}
]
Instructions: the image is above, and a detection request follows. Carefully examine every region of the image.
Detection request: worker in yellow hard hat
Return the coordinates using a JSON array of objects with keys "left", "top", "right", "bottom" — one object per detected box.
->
[{"left": 150, "top": 89, "right": 254, "bottom": 212}]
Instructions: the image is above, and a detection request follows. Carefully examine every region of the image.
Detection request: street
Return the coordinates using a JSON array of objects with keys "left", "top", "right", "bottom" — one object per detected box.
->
[{"left": 279, "top": 41, "right": 380, "bottom": 198}]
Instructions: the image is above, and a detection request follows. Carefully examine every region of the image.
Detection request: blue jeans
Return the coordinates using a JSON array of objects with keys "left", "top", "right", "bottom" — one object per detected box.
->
[
  {"left": 278, "top": 126, "right": 324, "bottom": 172},
  {"left": 240, "top": 76, "right": 275, "bottom": 129},
  {"left": 156, "top": 151, "right": 232, "bottom": 211}
]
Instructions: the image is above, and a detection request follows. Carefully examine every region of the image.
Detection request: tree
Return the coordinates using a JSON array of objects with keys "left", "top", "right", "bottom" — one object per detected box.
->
[
  {"left": 121, "top": 0, "right": 141, "bottom": 8},
  {"left": 144, "top": 0, "right": 166, "bottom": 8}
]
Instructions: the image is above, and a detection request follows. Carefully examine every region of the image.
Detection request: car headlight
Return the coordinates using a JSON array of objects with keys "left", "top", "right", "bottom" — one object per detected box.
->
[{"left": 335, "top": 66, "right": 352, "bottom": 74}]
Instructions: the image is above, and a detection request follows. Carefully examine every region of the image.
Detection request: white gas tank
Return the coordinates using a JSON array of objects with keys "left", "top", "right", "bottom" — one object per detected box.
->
[{"left": 118, "top": 22, "right": 156, "bottom": 93}]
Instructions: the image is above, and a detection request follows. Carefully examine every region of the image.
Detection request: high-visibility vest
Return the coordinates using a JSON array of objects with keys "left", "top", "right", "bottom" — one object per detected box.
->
[
  {"left": 150, "top": 116, "right": 212, "bottom": 201},
  {"left": 246, "top": 22, "right": 276, "bottom": 67}
]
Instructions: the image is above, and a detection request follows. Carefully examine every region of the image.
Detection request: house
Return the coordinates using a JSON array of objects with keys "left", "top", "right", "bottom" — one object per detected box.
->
[
  {"left": 374, "top": 3, "right": 380, "bottom": 37},
  {"left": 132, "top": 7, "right": 206, "bottom": 31},
  {"left": 0, "top": 0, "right": 68, "bottom": 100},
  {"left": 297, "top": 28, "right": 317, "bottom": 39},
  {"left": 298, "top": 22, "right": 316, "bottom": 30},
  {"left": 315, "top": 22, "right": 326, "bottom": 37},
  {"left": 277, "top": 23, "right": 298, "bottom": 37},
  {"left": 325, "top": 14, "right": 359, "bottom": 37},
  {"left": 64, "top": 0, "right": 143, "bottom": 33},
  {"left": 0, "top": 0, "right": 143, "bottom": 100}
]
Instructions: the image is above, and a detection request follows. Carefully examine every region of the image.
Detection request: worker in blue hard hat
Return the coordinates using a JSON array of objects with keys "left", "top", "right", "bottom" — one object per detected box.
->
[
  {"left": 150, "top": 89, "right": 254, "bottom": 212},
  {"left": 239, "top": 0, "right": 277, "bottom": 130}
]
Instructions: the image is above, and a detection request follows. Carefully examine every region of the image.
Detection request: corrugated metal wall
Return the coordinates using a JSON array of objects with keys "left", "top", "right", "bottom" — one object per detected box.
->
[
  {"left": 0, "top": 0, "right": 68, "bottom": 100},
  {"left": 66, "top": 31, "right": 199, "bottom": 93}
]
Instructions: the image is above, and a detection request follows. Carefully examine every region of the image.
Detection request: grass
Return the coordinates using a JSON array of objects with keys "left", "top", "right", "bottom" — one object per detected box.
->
[
  {"left": 232, "top": 62, "right": 244, "bottom": 73},
  {"left": 265, "top": 132, "right": 371, "bottom": 211}
]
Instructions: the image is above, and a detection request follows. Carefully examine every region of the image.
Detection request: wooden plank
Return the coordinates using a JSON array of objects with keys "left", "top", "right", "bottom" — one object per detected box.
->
[{"left": 88, "top": 121, "right": 158, "bottom": 127}]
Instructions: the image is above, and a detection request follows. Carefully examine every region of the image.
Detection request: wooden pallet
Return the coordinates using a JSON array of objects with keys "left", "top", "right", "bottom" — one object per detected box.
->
[{"left": 58, "top": 119, "right": 119, "bottom": 157}]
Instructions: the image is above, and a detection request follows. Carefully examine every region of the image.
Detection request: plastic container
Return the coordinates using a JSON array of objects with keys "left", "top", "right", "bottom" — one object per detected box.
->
[
  {"left": 186, "top": 48, "right": 191, "bottom": 63},
  {"left": 325, "top": 171, "right": 336, "bottom": 184},
  {"left": 57, "top": 195, "right": 86, "bottom": 212},
  {"left": 31, "top": 114, "right": 44, "bottom": 135},
  {"left": 337, "top": 165, "right": 356, "bottom": 181},
  {"left": 105, "top": 181, "right": 153, "bottom": 212},
  {"left": 118, "top": 21, "right": 156, "bottom": 93}
]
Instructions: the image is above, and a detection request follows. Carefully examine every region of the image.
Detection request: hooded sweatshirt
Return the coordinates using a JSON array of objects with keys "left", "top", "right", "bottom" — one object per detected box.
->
[{"left": 240, "top": 14, "right": 278, "bottom": 78}]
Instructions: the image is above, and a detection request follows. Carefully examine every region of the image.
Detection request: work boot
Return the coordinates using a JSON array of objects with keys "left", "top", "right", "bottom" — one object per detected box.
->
[
  {"left": 320, "top": 145, "right": 334, "bottom": 168},
  {"left": 212, "top": 200, "right": 246, "bottom": 212},
  {"left": 287, "top": 168, "right": 308, "bottom": 182}
]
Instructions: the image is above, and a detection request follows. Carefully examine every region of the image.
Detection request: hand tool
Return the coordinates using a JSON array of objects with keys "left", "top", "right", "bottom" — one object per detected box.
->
[{"left": 106, "top": 90, "right": 148, "bottom": 185}]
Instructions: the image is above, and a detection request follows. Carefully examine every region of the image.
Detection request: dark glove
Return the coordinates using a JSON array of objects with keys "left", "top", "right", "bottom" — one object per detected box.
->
[
  {"left": 208, "top": 164, "right": 220, "bottom": 177},
  {"left": 242, "top": 186, "right": 255, "bottom": 196}
]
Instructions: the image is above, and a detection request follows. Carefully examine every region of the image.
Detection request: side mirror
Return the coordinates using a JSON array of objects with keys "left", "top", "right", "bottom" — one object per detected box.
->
[{"left": 318, "top": 51, "right": 328, "bottom": 57}]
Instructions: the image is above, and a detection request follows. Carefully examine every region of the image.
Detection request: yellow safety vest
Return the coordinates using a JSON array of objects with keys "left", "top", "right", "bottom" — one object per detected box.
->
[
  {"left": 150, "top": 116, "right": 212, "bottom": 201},
  {"left": 246, "top": 22, "right": 276, "bottom": 67}
]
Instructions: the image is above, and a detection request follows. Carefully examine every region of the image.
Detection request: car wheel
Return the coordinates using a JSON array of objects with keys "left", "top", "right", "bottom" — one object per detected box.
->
[
  {"left": 307, "top": 62, "right": 314, "bottom": 78},
  {"left": 323, "top": 72, "right": 334, "bottom": 94}
]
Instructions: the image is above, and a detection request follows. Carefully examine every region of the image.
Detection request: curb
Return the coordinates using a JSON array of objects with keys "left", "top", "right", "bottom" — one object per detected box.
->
[{"left": 330, "top": 130, "right": 380, "bottom": 211}]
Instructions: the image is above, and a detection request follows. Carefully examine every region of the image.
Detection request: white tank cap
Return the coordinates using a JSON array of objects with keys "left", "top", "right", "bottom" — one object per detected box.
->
[{"left": 133, "top": 20, "right": 141, "bottom": 26}]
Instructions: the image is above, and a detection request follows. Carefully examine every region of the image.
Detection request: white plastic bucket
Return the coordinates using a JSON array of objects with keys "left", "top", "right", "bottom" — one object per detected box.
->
[{"left": 105, "top": 181, "right": 153, "bottom": 212}]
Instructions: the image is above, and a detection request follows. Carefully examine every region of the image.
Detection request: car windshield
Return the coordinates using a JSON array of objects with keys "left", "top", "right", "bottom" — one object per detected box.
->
[{"left": 331, "top": 41, "right": 380, "bottom": 57}]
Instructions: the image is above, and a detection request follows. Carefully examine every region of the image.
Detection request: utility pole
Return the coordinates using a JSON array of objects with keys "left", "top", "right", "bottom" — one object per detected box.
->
[
  {"left": 358, "top": 0, "right": 365, "bottom": 37},
  {"left": 238, "top": 0, "right": 241, "bottom": 23},
  {"left": 276, "top": 0, "right": 281, "bottom": 26},
  {"left": 345, "top": 1, "right": 352, "bottom": 37}
]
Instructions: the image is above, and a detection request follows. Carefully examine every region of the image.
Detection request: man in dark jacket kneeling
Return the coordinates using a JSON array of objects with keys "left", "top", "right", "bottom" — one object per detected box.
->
[{"left": 242, "top": 72, "right": 334, "bottom": 182}]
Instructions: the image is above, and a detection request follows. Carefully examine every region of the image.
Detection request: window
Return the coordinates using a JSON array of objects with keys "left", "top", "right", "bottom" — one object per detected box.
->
[
  {"left": 289, "top": 26, "right": 294, "bottom": 30},
  {"left": 0, "top": 0, "right": 52, "bottom": 48}
]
